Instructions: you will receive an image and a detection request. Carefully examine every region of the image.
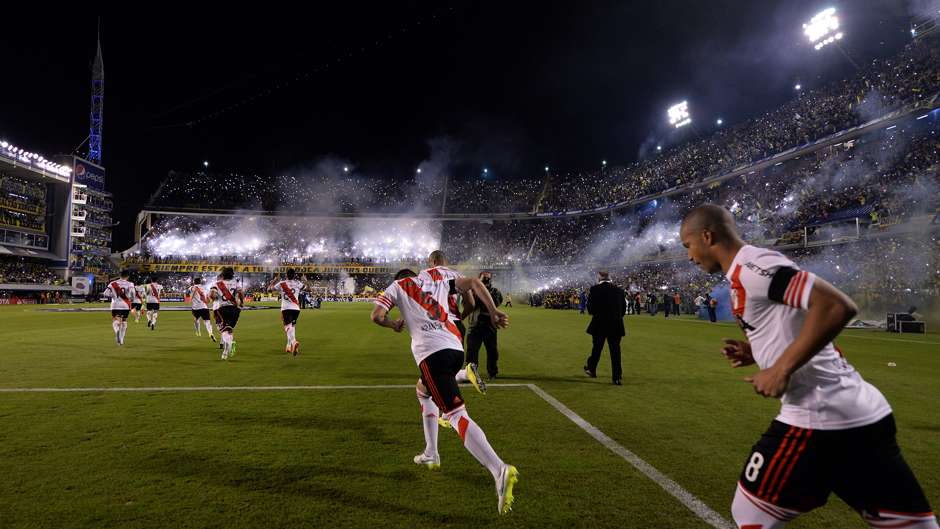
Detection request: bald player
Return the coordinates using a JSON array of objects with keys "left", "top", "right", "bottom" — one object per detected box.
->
[{"left": 680, "top": 204, "right": 937, "bottom": 528}]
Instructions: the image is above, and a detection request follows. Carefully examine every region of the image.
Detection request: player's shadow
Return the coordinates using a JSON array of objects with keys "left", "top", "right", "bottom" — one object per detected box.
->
[{"left": 142, "top": 448, "right": 477, "bottom": 523}]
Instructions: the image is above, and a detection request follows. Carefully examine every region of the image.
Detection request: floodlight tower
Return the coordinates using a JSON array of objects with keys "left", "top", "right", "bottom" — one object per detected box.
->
[
  {"left": 803, "top": 7, "right": 859, "bottom": 70},
  {"left": 88, "top": 27, "right": 104, "bottom": 163},
  {"left": 667, "top": 101, "right": 692, "bottom": 129}
]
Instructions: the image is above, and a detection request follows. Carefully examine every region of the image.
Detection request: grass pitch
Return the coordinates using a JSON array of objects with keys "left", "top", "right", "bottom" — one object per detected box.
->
[{"left": 0, "top": 303, "right": 937, "bottom": 528}]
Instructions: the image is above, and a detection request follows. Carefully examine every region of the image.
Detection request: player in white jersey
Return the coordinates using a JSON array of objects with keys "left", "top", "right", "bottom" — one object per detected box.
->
[
  {"left": 209, "top": 267, "right": 244, "bottom": 360},
  {"left": 422, "top": 250, "right": 484, "bottom": 393},
  {"left": 269, "top": 268, "right": 308, "bottom": 356},
  {"left": 103, "top": 270, "right": 134, "bottom": 345},
  {"left": 680, "top": 205, "right": 937, "bottom": 529},
  {"left": 144, "top": 278, "right": 163, "bottom": 330},
  {"left": 188, "top": 277, "right": 216, "bottom": 342},
  {"left": 131, "top": 282, "right": 146, "bottom": 323},
  {"left": 210, "top": 273, "right": 223, "bottom": 349},
  {"left": 371, "top": 259, "right": 518, "bottom": 514}
]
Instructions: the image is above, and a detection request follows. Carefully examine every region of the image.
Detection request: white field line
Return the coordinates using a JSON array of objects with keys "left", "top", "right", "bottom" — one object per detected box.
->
[
  {"left": 526, "top": 384, "right": 734, "bottom": 529},
  {"left": 0, "top": 382, "right": 732, "bottom": 527}
]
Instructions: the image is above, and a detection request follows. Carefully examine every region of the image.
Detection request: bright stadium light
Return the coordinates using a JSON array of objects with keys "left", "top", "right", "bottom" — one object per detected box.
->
[
  {"left": 544, "top": 165, "right": 549, "bottom": 172},
  {"left": 483, "top": 167, "right": 488, "bottom": 174},
  {"left": 203, "top": 160, "right": 209, "bottom": 167},
  {"left": 656, "top": 145, "right": 662, "bottom": 152},
  {"left": 716, "top": 118, "right": 723, "bottom": 126},
  {"left": 795, "top": 83, "right": 802, "bottom": 90},
  {"left": 343, "top": 166, "right": 349, "bottom": 173},
  {"left": 804, "top": 8, "right": 843, "bottom": 51},
  {"left": 416, "top": 167, "right": 422, "bottom": 174},
  {"left": 667, "top": 101, "right": 691, "bottom": 128},
  {"left": 602, "top": 160, "right": 607, "bottom": 166}
]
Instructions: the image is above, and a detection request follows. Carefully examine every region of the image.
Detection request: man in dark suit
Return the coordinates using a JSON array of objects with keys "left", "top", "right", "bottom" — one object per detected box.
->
[{"left": 583, "top": 271, "right": 626, "bottom": 385}]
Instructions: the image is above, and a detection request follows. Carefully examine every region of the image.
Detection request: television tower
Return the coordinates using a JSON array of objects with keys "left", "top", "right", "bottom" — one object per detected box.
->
[{"left": 88, "top": 24, "right": 104, "bottom": 164}]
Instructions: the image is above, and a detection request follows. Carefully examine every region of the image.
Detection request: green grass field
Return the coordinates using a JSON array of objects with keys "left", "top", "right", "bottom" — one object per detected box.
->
[{"left": 0, "top": 302, "right": 937, "bottom": 528}]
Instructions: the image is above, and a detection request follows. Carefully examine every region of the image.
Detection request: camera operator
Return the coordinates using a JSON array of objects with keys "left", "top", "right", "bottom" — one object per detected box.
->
[{"left": 466, "top": 271, "right": 503, "bottom": 380}]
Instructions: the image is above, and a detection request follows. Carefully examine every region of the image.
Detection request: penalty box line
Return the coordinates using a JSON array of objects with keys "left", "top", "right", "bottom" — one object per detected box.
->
[{"left": 0, "top": 382, "right": 733, "bottom": 528}]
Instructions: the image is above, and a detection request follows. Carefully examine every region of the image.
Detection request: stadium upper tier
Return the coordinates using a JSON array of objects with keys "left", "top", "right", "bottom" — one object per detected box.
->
[
  {"left": 144, "top": 37, "right": 940, "bottom": 218},
  {"left": 132, "top": 114, "right": 939, "bottom": 269}
]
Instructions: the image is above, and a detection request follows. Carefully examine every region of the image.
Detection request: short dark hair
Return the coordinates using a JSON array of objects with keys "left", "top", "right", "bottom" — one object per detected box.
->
[
  {"left": 193, "top": 276, "right": 202, "bottom": 285},
  {"left": 394, "top": 269, "right": 417, "bottom": 280},
  {"left": 120, "top": 269, "right": 130, "bottom": 278},
  {"left": 221, "top": 267, "right": 235, "bottom": 280},
  {"left": 286, "top": 268, "right": 296, "bottom": 280}
]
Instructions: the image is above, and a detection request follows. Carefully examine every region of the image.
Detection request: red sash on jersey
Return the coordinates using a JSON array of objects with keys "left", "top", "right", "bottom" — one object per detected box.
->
[
  {"left": 150, "top": 284, "right": 161, "bottom": 302},
  {"left": 111, "top": 281, "right": 132, "bottom": 307},
  {"left": 135, "top": 288, "right": 144, "bottom": 302},
  {"left": 279, "top": 281, "right": 299, "bottom": 305},
  {"left": 193, "top": 286, "right": 208, "bottom": 304},
  {"left": 399, "top": 278, "right": 463, "bottom": 342},
  {"left": 216, "top": 281, "right": 238, "bottom": 305}
]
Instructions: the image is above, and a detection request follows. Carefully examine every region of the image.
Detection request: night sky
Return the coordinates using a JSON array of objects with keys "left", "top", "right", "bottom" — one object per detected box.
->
[{"left": 0, "top": 1, "right": 917, "bottom": 248}]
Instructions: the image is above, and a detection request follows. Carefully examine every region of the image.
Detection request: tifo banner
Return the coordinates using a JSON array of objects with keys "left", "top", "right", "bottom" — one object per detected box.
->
[{"left": 132, "top": 263, "right": 394, "bottom": 274}]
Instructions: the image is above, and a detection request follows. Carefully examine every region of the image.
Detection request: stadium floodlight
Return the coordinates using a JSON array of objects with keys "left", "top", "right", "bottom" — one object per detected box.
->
[
  {"left": 667, "top": 101, "right": 691, "bottom": 128},
  {"left": 483, "top": 168, "right": 488, "bottom": 174},
  {"left": 804, "top": 8, "right": 843, "bottom": 51},
  {"left": 602, "top": 160, "right": 607, "bottom": 166},
  {"left": 656, "top": 145, "right": 662, "bottom": 152},
  {"left": 795, "top": 83, "right": 802, "bottom": 90},
  {"left": 416, "top": 167, "right": 422, "bottom": 174},
  {"left": 716, "top": 118, "right": 723, "bottom": 126},
  {"left": 343, "top": 166, "right": 349, "bottom": 173},
  {"left": 203, "top": 161, "right": 209, "bottom": 167},
  {"left": 544, "top": 165, "right": 549, "bottom": 172}
]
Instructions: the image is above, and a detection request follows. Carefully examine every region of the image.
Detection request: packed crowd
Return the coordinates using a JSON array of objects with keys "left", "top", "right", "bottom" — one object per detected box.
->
[
  {"left": 146, "top": 37, "right": 938, "bottom": 220},
  {"left": 0, "top": 257, "right": 62, "bottom": 285}
]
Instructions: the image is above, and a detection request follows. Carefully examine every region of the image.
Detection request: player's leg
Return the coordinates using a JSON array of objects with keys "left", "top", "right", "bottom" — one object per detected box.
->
[
  {"left": 118, "top": 312, "right": 129, "bottom": 344},
  {"left": 732, "top": 421, "right": 827, "bottom": 528},
  {"left": 426, "top": 349, "right": 517, "bottom": 513},
  {"left": 152, "top": 307, "right": 159, "bottom": 327},
  {"left": 111, "top": 312, "right": 122, "bottom": 344},
  {"left": 193, "top": 312, "right": 201, "bottom": 335},
  {"left": 413, "top": 379, "right": 440, "bottom": 468},
  {"left": 829, "top": 415, "right": 939, "bottom": 528},
  {"left": 584, "top": 334, "right": 604, "bottom": 377},
  {"left": 202, "top": 313, "right": 214, "bottom": 338}
]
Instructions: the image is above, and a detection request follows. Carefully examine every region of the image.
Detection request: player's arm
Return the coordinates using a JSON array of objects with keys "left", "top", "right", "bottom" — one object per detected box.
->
[
  {"left": 370, "top": 305, "right": 404, "bottom": 332},
  {"left": 747, "top": 276, "right": 857, "bottom": 398},
  {"left": 454, "top": 277, "right": 508, "bottom": 328},
  {"left": 460, "top": 289, "right": 476, "bottom": 319}
]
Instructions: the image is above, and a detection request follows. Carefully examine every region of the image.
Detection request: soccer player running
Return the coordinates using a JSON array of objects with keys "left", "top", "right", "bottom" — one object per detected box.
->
[
  {"left": 188, "top": 277, "right": 216, "bottom": 342},
  {"left": 211, "top": 273, "right": 224, "bottom": 349},
  {"left": 131, "top": 281, "right": 146, "bottom": 323},
  {"left": 422, "top": 250, "right": 486, "bottom": 393},
  {"left": 680, "top": 204, "right": 937, "bottom": 529},
  {"left": 371, "top": 265, "right": 519, "bottom": 514},
  {"left": 270, "top": 269, "right": 307, "bottom": 355},
  {"left": 103, "top": 270, "right": 134, "bottom": 345},
  {"left": 209, "top": 267, "right": 245, "bottom": 360},
  {"left": 144, "top": 277, "right": 163, "bottom": 330}
]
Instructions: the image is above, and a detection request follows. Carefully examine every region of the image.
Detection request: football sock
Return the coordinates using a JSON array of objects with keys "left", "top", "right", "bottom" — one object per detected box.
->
[
  {"left": 112, "top": 319, "right": 121, "bottom": 335},
  {"left": 204, "top": 320, "right": 213, "bottom": 334},
  {"left": 416, "top": 390, "right": 439, "bottom": 457},
  {"left": 119, "top": 321, "right": 128, "bottom": 343},
  {"left": 444, "top": 407, "right": 504, "bottom": 481},
  {"left": 287, "top": 325, "right": 296, "bottom": 345},
  {"left": 152, "top": 312, "right": 159, "bottom": 324},
  {"left": 455, "top": 368, "right": 469, "bottom": 383}
]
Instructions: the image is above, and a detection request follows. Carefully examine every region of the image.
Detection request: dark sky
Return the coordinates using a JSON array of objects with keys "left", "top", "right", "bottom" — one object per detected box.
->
[{"left": 0, "top": 1, "right": 917, "bottom": 248}]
